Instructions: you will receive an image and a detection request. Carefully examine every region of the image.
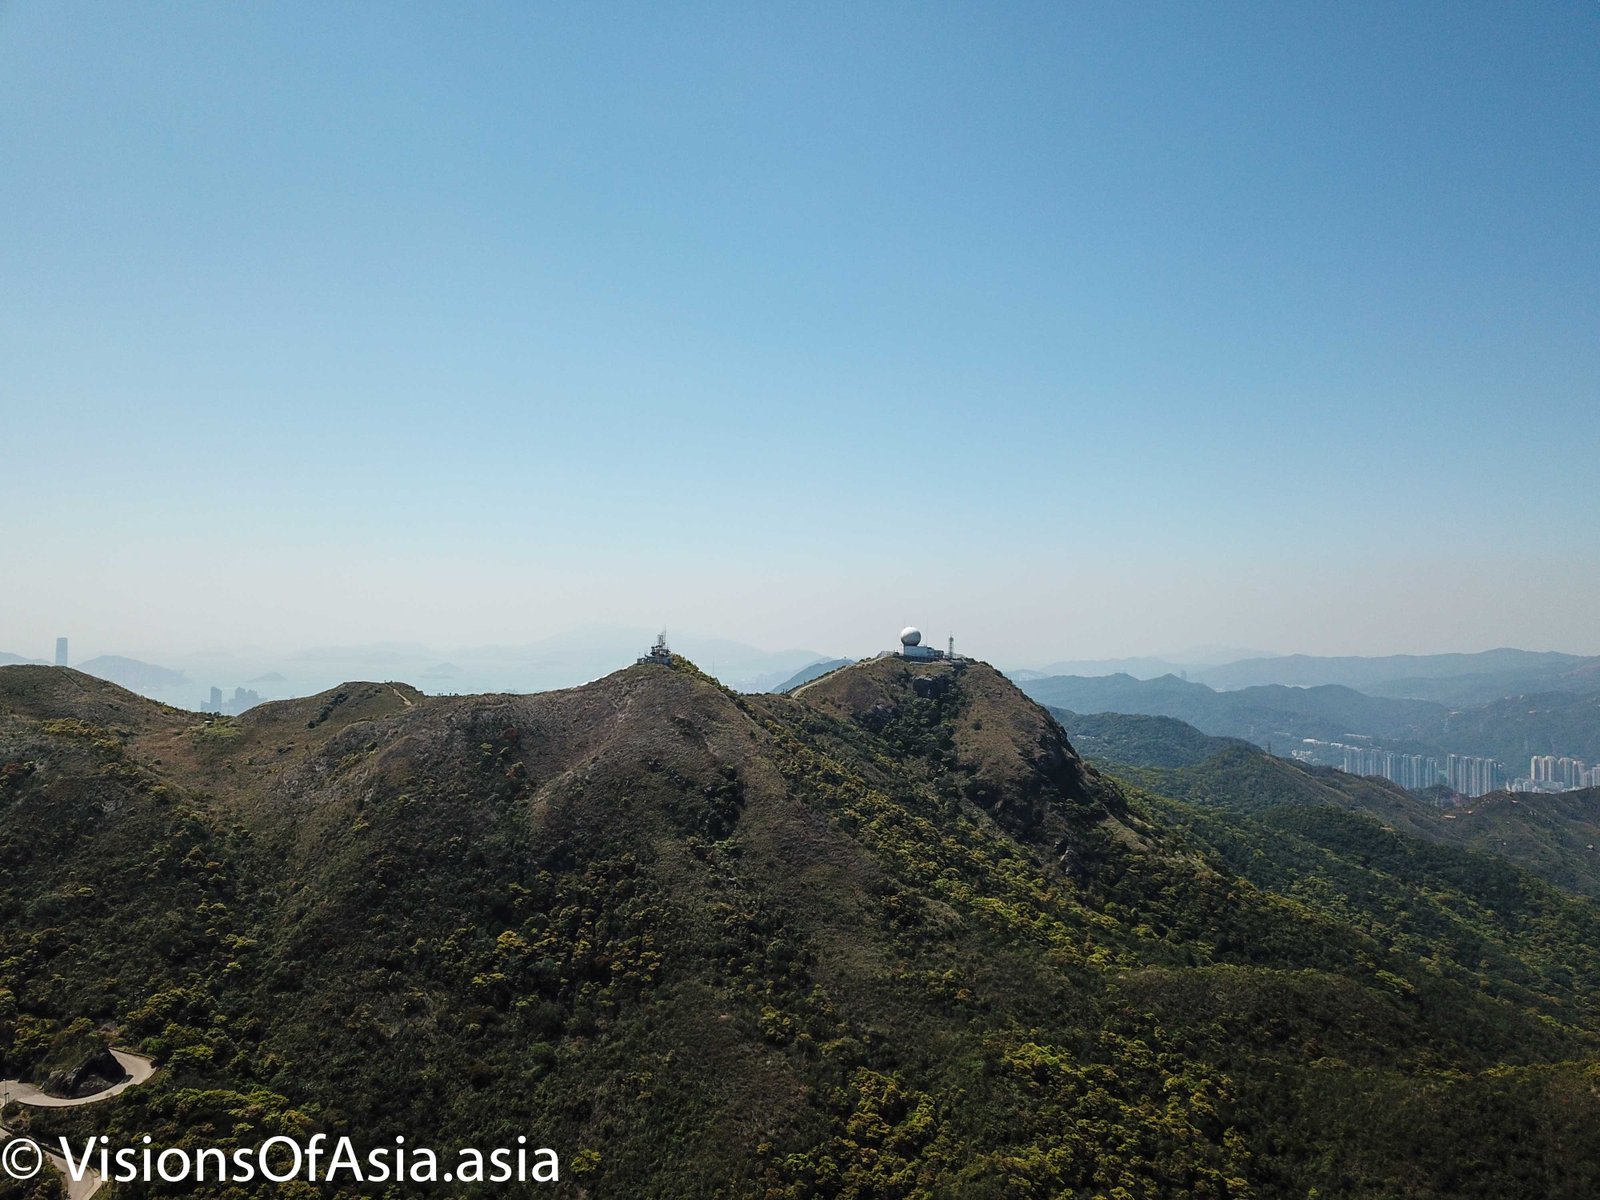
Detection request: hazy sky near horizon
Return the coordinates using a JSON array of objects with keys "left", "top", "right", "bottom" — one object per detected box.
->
[{"left": 3, "top": 2, "right": 1597, "bottom": 665}]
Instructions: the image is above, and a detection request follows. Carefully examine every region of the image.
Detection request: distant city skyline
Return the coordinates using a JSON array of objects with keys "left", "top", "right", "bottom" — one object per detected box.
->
[{"left": 3, "top": 3, "right": 1596, "bottom": 661}]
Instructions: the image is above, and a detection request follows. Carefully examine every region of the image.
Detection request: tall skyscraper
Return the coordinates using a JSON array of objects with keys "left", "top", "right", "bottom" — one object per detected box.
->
[{"left": 54, "top": 637, "right": 68, "bottom": 667}]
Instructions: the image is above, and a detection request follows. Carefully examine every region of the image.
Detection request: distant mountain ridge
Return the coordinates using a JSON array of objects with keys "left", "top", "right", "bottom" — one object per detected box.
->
[
  {"left": 1022, "top": 672, "right": 1600, "bottom": 772},
  {"left": 1007, "top": 647, "right": 1273, "bottom": 682},
  {"left": 1048, "top": 707, "right": 1254, "bottom": 768},
  {"left": 769, "top": 658, "right": 855, "bottom": 693},
  {"left": 1437, "top": 689, "right": 1600, "bottom": 766},
  {"left": 1008, "top": 648, "right": 1600, "bottom": 707},
  {"left": 1021, "top": 673, "right": 1444, "bottom": 744},
  {"left": 75, "top": 654, "right": 191, "bottom": 692},
  {"left": 1192, "top": 648, "right": 1600, "bottom": 703}
]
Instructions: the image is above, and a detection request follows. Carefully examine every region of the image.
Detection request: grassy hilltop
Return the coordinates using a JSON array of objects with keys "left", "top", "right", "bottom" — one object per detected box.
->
[{"left": 4, "top": 658, "right": 1600, "bottom": 1198}]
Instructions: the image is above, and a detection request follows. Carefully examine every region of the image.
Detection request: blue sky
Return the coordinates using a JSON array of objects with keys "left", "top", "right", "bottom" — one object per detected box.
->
[{"left": 2, "top": 2, "right": 1597, "bottom": 663}]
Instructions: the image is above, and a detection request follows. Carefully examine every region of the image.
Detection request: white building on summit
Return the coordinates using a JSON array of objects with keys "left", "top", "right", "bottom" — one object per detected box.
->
[{"left": 897, "top": 626, "right": 957, "bottom": 661}]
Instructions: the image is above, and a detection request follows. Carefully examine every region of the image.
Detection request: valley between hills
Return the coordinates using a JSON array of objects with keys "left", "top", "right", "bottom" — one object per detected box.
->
[{"left": 4, "top": 656, "right": 1600, "bottom": 1198}]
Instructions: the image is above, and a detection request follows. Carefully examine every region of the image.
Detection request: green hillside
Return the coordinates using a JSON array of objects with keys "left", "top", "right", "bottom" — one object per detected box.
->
[
  {"left": 1431, "top": 787, "right": 1600, "bottom": 898},
  {"left": 4, "top": 661, "right": 1600, "bottom": 1197},
  {"left": 1121, "top": 747, "right": 1600, "bottom": 901},
  {"left": 1114, "top": 747, "right": 1448, "bottom": 835},
  {"left": 1047, "top": 708, "right": 1254, "bottom": 768},
  {"left": 1437, "top": 690, "right": 1600, "bottom": 766}
]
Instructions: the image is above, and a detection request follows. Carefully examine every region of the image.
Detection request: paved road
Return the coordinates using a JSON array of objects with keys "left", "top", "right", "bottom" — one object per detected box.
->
[
  {"left": 1, "top": 1049, "right": 157, "bottom": 1199},
  {"left": 1, "top": 1050, "right": 156, "bottom": 1107}
]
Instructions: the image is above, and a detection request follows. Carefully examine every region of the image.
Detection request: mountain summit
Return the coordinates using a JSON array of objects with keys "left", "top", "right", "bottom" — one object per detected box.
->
[{"left": 4, "top": 659, "right": 1600, "bottom": 1197}]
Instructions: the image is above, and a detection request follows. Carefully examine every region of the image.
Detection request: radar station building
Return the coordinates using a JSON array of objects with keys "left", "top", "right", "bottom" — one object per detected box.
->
[
  {"left": 897, "top": 626, "right": 959, "bottom": 661},
  {"left": 638, "top": 631, "right": 674, "bottom": 666}
]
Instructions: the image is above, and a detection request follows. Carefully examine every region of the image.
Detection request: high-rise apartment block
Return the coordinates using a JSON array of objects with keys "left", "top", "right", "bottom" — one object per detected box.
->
[
  {"left": 1340, "top": 746, "right": 1439, "bottom": 790},
  {"left": 1443, "top": 754, "right": 1502, "bottom": 798},
  {"left": 1531, "top": 755, "right": 1594, "bottom": 790}
]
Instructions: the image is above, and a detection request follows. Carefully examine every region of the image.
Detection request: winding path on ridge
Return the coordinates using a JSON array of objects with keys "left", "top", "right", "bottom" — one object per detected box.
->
[{"left": 1, "top": 1049, "right": 158, "bottom": 1199}]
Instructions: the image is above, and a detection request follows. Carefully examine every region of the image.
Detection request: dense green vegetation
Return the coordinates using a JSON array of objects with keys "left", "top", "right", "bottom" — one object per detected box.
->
[
  {"left": 1126, "top": 746, "right": 1600, "bottom": 900},
  {"left": 1437, "top": 689, "right": 1600, "bottom": 765},
  {"left": 4, "top": 660, "right": 1600, "bottom": 1197},
  {"left": 1047, "top": 708, "right": 1252, "bottom": 769}
]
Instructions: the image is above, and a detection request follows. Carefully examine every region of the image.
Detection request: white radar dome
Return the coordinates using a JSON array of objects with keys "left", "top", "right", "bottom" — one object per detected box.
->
[{"left": 899, "top": 626, "right": 922, "bottom": 646}]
